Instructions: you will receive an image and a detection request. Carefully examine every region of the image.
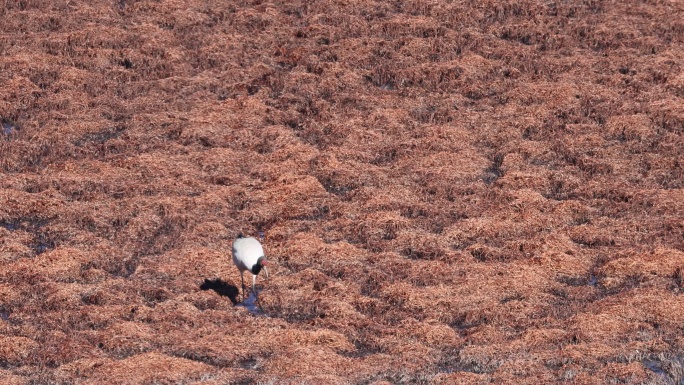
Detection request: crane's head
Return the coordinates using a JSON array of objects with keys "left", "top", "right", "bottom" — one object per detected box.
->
[{"left": 252, "top": 257, "right": 269, "bottom": 278}]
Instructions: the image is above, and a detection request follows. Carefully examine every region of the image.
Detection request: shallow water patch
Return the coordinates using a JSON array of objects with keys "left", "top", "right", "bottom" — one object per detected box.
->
[
  {"left": 0, "top": 305, "right": 10, "bottom": 321},
  {"left": 0, "top": 221, "right": 18, "bottom": 231},
  {"left": 237, "top": 289, "right": 264, "bottom": 315},
  {"left": 642, "top": 358, "right": 669, "bottom": 379},
  {"left": 1, "top": 120, "right": 17, "bottom": 136},
  {"left": 31, "top": 232, "right": 55, "bottom": 255},
  {"left": 239, "top": 357, "right": 258, "bottom": 370},
  {"left": 642, "top": 354, "right": 684, "bottom": 384}
]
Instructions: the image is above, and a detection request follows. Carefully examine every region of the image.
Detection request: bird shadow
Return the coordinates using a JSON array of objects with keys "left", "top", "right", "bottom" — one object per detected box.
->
[{"left": 199, "top": 278, "right": 239, "bottom": 305}]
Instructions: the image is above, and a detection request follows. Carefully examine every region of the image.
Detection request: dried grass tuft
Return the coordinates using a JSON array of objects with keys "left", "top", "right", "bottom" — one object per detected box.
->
[{"left": 0, "top": 336, "right": 38, "bottom": 366}]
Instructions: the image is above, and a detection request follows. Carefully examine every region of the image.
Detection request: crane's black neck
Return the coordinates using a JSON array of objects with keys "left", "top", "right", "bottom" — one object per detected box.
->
[{"left": 251, "top": 256, "right": 266, "bottom": 275}]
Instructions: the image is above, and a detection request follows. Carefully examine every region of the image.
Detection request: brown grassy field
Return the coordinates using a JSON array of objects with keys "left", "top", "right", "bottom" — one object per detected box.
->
[{"left": 1, "top": 0, "right": 683, "bottom": 383}]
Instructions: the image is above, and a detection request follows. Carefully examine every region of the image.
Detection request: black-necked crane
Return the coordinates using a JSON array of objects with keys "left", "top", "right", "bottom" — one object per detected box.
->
[{"left": 232, "top": 234, "right": 269, "bottom": 302}]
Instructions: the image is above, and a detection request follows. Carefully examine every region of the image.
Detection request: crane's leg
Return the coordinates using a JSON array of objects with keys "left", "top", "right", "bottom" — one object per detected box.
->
[
  {"left": 253, "top": 274, "right": 264, "bottom": 311},
  {"left": 240, "top": 271, "right": 245, "bottom": 303},
  {"left": 252, "top": 274, "right": 257, "bottom": 297}
]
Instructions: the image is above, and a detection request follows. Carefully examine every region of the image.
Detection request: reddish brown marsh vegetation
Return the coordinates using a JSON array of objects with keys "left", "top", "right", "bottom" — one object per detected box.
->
[{"left": 1, "top": 0, "right": 683, "bottom": 383}]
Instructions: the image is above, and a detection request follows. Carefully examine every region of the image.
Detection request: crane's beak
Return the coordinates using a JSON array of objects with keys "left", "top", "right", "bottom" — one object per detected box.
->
[{"left": 263, "top": 266, "right": 269, "bottom": 279}]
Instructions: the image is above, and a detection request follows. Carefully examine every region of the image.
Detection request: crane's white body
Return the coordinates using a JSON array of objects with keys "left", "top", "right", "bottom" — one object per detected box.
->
[
  {"left": 232, "top": 236, "right": 268, "bottom": 301},
  {"left": 232, "top": 236, "right": 264, "bottom": 272}
]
